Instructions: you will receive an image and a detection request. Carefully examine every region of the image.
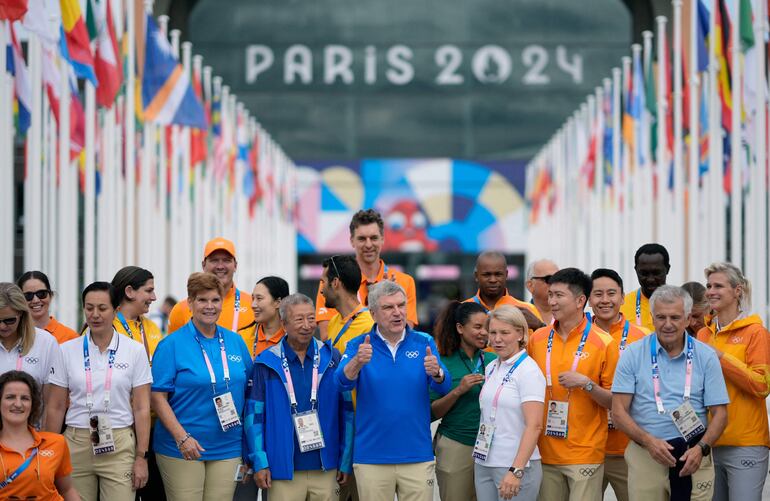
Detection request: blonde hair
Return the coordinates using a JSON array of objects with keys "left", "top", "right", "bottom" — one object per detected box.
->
[
  {"left": 487, "top": 305, "right": 529, "bottom": 349},
  {"left": 704, "top": 262, "right": 752, "bottom": 312},
  {"left": 0, "top": 283, "right": 35, "bottom": 356}
]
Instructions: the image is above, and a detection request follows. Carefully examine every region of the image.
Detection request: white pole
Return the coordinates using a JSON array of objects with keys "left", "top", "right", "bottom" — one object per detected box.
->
[
  {"left": 730, "top": 0, "right": 743, "bottom": 268},
  {"left": 84, "top": 83, "right": 96, "bottom": 285},
  {"left": 0, "top": 22, "right": 11, "bottom": 278},
  {"left": 124, "top": 0, "right": 137, "bottom": 266},
  {"left": 656, "top": 16, "right": 669, "bottom": 245},
  {"left": 621, "top": 55, "right": 633, "bottom": 282},
  {"left": 57, "top": 66, "right": 73, "bottom": 326},
  {"left": 181, "top": 39, "right": 194, "bottom": 282},
  {"left": 672, "top": 0, "right": 685, "bottom": 284},
  {"left": 24, "top": 33, "right": 43, "bottom": 272},
  {"left": 706, "top": 2, "right": 724, "bottom": 265},
  {"left": 687, "top": 0, "right": 700, "bottom": 281},
  {"left": 753, "top": 0, "right": 768, "bottom": 323},
  {"left": 611, "top": 66, "right": 622, "bottom": 273},
  {"left": 642, "top": 30, "right": 655, "bottom": 245}
]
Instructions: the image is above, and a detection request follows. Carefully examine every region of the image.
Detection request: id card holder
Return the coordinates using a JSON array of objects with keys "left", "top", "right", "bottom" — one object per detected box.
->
[
  {"left": 293, "top": 410, "right": 325, "bottom": 453},
  {"left": 608, "top": 409, "right": 615, "bottom": 430},
  {"left": 90, "top": 413, "right": 116, "bottom": 455},
  {"left": 233, "top": 463, "right": 248, "bottom": 482},
  {"left": 472, "top": 423, "right": 496, "bottom": 461},
  {"left": 671, "top": 400, "right": 706, "bottom": 441},
  {"left": 545, "top": 401, "right": 569, "bottom": 438},
  {"left": 213, "top": 392, "right": 242, "bottom": 431}
]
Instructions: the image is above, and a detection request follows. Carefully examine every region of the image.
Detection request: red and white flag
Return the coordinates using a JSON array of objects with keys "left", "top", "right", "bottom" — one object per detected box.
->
[{"left": 94, "top": 0, "right": 121, "bottom": 108}]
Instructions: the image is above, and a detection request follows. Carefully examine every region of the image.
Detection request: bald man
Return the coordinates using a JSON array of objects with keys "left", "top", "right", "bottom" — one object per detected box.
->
[
  {"left": 526, "top": 259, "right": 559, "bottom": 324},
  {"left": 464, "top": 252, "right": 543, "bottom": 329}
]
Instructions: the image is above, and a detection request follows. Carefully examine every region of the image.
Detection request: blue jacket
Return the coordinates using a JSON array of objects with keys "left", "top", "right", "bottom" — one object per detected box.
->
[
  {"left": 335, "top": 325, "right": 451, "bottom": 464},
  {"left": 244, "top": 337, "right": 354, "bottom": 480}
]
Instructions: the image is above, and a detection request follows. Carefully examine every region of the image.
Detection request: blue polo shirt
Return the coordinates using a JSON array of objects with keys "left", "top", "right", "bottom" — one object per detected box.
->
[
  {"left": 151, "top": 321, "right": 253, "bottom": 460},
  {"left": 281, "top": 337, "right": 323, "bottom": 471},
  {"left": 612, "top": 333, "right": 729, "bottom": 441}
]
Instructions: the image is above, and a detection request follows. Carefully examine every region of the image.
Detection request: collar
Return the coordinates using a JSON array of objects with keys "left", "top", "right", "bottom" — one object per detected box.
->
[
  {"left": 0, "top": 427, "right": 42, "bottom": 454},
  {"left": 44, "top": 316, "right": 59, "bottom": 333},
  {"left": 707, "top": 313, "right": 761, "bottom": 334},
  {"left": 376, "top": 325, "right": 406, "bottom": 346},
  {"left": 653, "top": 332, "right": 688, "bottom": 359},
  {"left": 258, "top": 324, "right": 285, "bottom": 344},
  {"left": 0, "top": 338, "right": 21, "bottom": 354},
  {"left": 608, "top": 313, "right": 627, "bottom": 334},
  {"left": 282, "top": 335, "right": 315, "bottom": 363},
  {"left": 552, "top": 315, "right": 589, "bottom": 340},
  {"left": 224, "top": 285, "right": 239, "bottom": 301},
  {"left": 474, "top": 289, "right": 511, "bottom": 310},
  {"left": 362, "top": 260, "right": 387, "bottom": 285},
  {"left": 340, "top": 303, "right": 367, "bottom": 323},
  {"left": 89, "top": 329, "right": 119, "bottom": 351},
  {"left": 499, "top": 349, "right": 527, "bottom": 367}
]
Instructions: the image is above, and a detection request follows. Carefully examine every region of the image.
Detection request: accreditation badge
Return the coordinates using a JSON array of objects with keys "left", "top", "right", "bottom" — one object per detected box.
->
[
  {"left": 472, "top": 423, "right": 496, "bottom": 461},
  {"left": 607, "top": 409, "right": 615, "bottom": 430},
  {"left": 293, "top": 410, "right": 325, "bottom": 453},
  {"left": 545, "top": 400, "right": 569, "bottom": 438},
  {"left": 671, "top": 400, "right": 706, "bottom": 441},
  {"left": 213, "top": 392, "right": 241, "bottom": 431},
  {"left": 89, "top": 414, "right": 116, "bottom": 455}
]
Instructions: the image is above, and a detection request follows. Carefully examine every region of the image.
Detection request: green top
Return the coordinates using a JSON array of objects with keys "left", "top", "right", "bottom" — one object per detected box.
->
[{"left": 431, "top": 348, "right": 498, "bottom": 446}]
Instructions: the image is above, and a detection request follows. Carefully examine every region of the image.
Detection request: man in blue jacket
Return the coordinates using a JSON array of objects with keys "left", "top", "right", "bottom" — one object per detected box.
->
[
  {"left": 245, "top": 293, "right": 354, "bottom": 500},
  {"left": 336, "top": 280, "right": 451, "bottom": 501}
]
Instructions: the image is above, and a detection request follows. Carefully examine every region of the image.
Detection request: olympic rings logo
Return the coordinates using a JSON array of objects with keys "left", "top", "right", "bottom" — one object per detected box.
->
[
  {"left": 115, "top": 363, "right": 130, "bottom": 370},
  {"left": 228, "top": 355, "right": 243, "bottom": 362},
  {"left": 24, "top": 357, "right": 39, "bottom": 364},
  {"left": 574, "top": 351, "right": 591, "bottom": 360},
  {"left": 39, "top": 449, "right": 54, "bottom": 457},
  {"left": 579, "top": 467, "right": 597, "bottom": 477},
  {"left": 696, "top": 481, "right": 713, "bottom": 490},
  {"left": 405, "top": 351, "right": 419, "bottom": 359},
  {"left": 741, "top": 460, "right": 757, "bottom": 468}
]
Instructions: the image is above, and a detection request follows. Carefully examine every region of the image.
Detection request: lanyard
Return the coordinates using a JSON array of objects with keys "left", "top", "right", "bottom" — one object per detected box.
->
[
  {"left": 383, "top": 263, "right": 390, "bottom": 279},
  {"left": 471, "top": 295, "right": 490, "bottom": 314},
  {"left": 14, "top": 345, "right": 22, "bottom": 371},
  {"left": 232, "top": 289, "right": 241, "bottom": 332},
  {"left": 117, "top": 312, "right": 151, "bottom": 362},
  {"left": 83, "top": 332, "right": 118, "bottom": 412},
  {"left": 333, "top": 308, "right": 368, "bottom": 347},
  {"left": 194, "top": 327, "right": 230, "bottom": 394},
  {"left": 281, "top": 342, "right": 321, "bottom": 412},
  {"left": 460, "top": 350, "right": 486, "bottom": 375},
  {"left": 619, "top": 320, "right": 630, "bottom": 353},
  {"left": 0, "top": 448, "right": 38, "bottom": 489},
  {"left": 483, "top": 352, "right": 528, "bottom": 422},
  {"left": 545, "top": 317, "right": 592, "bottom": 388},
  {"left": 635, "top": 289, "right": 642, "bottom": 326},
  {"left": 651, "top": 334, "right": 694, "bottom": 414}
]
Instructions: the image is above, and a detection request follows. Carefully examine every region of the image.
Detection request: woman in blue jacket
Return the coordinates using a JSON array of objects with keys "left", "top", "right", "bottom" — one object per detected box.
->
[{"left": 245, "top": 293, "right": 354, "bottom": 500}]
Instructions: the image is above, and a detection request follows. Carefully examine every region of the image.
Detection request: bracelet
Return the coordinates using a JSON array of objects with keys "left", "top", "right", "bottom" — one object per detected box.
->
[{"left": 176, "top": 432, "right": 192, "bottom": 449}]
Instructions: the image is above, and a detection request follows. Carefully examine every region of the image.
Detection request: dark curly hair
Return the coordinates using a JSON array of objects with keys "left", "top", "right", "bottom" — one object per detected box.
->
[
  {"left": 0, "top": 371, "right": 42, "bottom": 429},
  {"left": 433, "top": 301, "right": 488, "bottom": 357}
]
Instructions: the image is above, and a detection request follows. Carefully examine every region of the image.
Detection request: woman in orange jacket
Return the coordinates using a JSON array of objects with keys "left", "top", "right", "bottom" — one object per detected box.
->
[{"left": 697, "top": 262, "right": 770, "bottom": 501}]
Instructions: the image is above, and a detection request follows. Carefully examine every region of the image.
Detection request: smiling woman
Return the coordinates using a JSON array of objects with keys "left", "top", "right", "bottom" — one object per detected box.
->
[{"left": 16, "top": 271, "right": 78, "bottom": 345}]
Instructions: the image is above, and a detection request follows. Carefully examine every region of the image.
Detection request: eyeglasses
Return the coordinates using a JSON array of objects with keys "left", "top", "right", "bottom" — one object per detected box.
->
[
  {"left": 531, "top": 275, "right": 552, "bottom": 283},
  {"left": 329, "top": 255, "right": 341, "bottom": 280},
  {"left": 0, "top": 317, "right": 19, "bottom": 326},
  {"left": 23, "top": 290, "right": 51, "bottom": 301}
]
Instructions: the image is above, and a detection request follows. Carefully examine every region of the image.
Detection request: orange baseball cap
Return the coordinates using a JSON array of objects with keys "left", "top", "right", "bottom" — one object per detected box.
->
[{"left": 204, "top": 237, "right": 236, "bottom": 259}]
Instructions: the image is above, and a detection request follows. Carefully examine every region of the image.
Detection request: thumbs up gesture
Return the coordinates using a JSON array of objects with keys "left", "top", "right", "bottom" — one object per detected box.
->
[
  {"left": 356, "top": 335, "right": 373, "bottom": 366},
  {"left": 424, "top": 346, "right": 441, "bottom": 378}
]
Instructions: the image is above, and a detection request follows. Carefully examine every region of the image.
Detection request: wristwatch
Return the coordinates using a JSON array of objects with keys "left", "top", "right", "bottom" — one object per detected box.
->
[
  {"left": 136, "top": 450, "right": 149, "bottom": 459},
  {"left": 583, "top": 380, "right": 594, "bottom": 392},
  {"left": 509, "top": 467, "right": 525, "bottom": 479},
  {"left": 433, "top": 368, "right": 445, "bottom": 381},
  {"left": 697, "top": 441, "right": 711, "bottom": 457}
]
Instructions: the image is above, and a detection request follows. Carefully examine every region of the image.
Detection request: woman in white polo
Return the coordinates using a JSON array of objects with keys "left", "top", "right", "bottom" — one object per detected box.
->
[
  {"left": 474, "top": 305, "right": 545, "bottom": 501},
  {"left": 0, "top": 282, "right": 63, "bottom": 408},
  {"left": 45, "top": 282, "right": 153, "bottom": 501}
]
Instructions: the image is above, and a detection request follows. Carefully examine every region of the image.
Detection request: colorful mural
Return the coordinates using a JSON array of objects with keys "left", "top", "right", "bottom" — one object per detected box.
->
[{"left": 296, "top": 159, "right": 528, "bottom": 254}]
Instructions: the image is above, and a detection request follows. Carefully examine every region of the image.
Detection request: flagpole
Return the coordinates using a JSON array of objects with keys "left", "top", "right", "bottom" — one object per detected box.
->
[
  {"left": 753, "top": 0, "right": 768, "bottom": 323},
  {"left": 84, "top": 82, "right": 96, "bottom": 285},
  {"left": 656, "top": 16, "right": 668, "bottom": 246},
  {"left": 642, "top": 30, "right": 655, "bottom": 246},
  {"left": 124, "top": 0, "right": 138, "bottom": 266},
  {"left": 621, "top": 55, "right": 633, "bottom": 283},
  {"left": 687, "top": 0, "right": 700, "bottom": 281},
  {"left": 611, "top": 66, "right": 622, "bottom": 272},
  {"left": 672, "top": 0, "right": 685, "bottom": 284},
  {"left": 729, "top": 0, "right": 743, "bottom": 267},
  {"left": 0, "top": 22, "right": 12, "bottom": 276},
  {"left": 57, "top": 64, "right": 73, "bottom": 326},
  {"left": 706, "top": 2, "right": 722, "bottom": 265},
  {"left": 181, "top": 39, "right": 194, "bottom": 284},
  {"left": 24, "top": 33, "right": 43, "bottom": 272}
]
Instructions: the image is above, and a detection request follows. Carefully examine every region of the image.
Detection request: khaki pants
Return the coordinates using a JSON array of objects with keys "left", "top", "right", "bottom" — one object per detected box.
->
[
  {"left": 434, "top": 433, "right": 476, "bottom": 501},
  {"left": 537, "top": 463, "right": 604, "bottom": 501},
  {"left": 270, "top": 469, "right": 338, "bottom": 501},
  {"left": 625, "top": 440, "right": 715, "bottom": 501},
  {"left": 603, "top": 455, "right": 629, "bottom": 501},
  {"left": 65, "top": 426, "right": 136, "bottom": 501},
  {"left": 354, "top": 461, "right": 435, "bottom": 501},
  {"left": 156, "top": 453, "right": 240, "bottom": 501}
]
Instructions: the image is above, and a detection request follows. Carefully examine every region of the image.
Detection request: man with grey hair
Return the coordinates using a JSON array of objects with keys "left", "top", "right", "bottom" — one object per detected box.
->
[
  {"left": 246, "top": 293, "right": 354, "bottom": 499},
  {"left": 611, "top": 285, "right": 728, "bottom": 501},
  {"left": 525, "top": 259, "right": 559, "bottom": 324},
  {"left": 336, "top": 281, "right": 451, "bottom": 501}
]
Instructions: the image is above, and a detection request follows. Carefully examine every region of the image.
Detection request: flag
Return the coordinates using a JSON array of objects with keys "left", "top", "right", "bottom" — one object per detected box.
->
[
  {"left": 696, "top": 0, "right": 710, "bottom": 72},
  {"left": 142, "top": 13, "right": 206, "bottom": 128},
  {"left": 247, "top": 131, "right": 262, "bottom": 215},
  {"left": 59, "top": 0, "right": 97, "bottom": 84},
  {"left": 190, "top": 64, "right": 207, "bottom": 165},
  {"left": 41, "top": 46, "right": 85, "bottom": 160},
  {"left": 6, "top": 22, "right": 31, "bottom": 136},
  {"left": 739, "top": 0, "right": 755, "bottom": 51},
  {"left": 602, "top": 86, "right": 614, "bottom": 189},
  {"left": 22, "top": 0, "right": 60, "bottom": 46},
  {"left": 92, "top": 0, "right": 121, "bottom": 107},
  {"left": 715, "top": 0, "right": 733, "bottom": 132},
  {"left": 0, "top": 0, "right": 27, "bottom": 21}
]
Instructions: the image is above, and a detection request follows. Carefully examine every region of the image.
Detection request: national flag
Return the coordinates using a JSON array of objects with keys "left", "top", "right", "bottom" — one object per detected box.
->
[
  {"left": 0, "top": 0, "right": 27, "bottom": 21},
  {"left": 696, "top": 0, "right": 710, "bottom": 72},
  {"left": 247, "top": 131, "right": 263, "bottom": 215},
  {"left": 6, "top": 21, "right": 31, "bottom": 136},
  {"left": 92, "top": 0, "right": 121, "bottom": 108},
  {"left": 190, "top": 64, "right": 207, "bottom": 165},
  {"left": 715, "top": 0, "right": 733, "bottom": 132},
  {"left": 59, "top": 0, "right": 97, "bottom": 84},
  {"left": 739, "top": 0, "right": 755, "bottom": 51},
  {"left": 41, "top": 45, "right": 85, "bottom": 160},
  {"left": 22, "top": 0, "right": 61, "bottom": 46},
  {"left": 602, "top": 86, "right": 614, "bottom": 188},
  {"left": 142, "top": 13, "right": 206, "bottom": 128}
]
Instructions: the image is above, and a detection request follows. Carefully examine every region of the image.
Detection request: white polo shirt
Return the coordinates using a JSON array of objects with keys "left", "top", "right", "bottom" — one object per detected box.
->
[
  {"left": 476, "top": 350, "right": 546, "bottom": 468},
  {"left": 50, "top": 329, "right": 152, "bottom": 429},
  {"left": 0, "top": 328, "right": 63, "bottom": 389}
]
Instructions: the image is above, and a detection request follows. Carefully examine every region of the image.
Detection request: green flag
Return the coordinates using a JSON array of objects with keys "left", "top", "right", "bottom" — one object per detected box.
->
[{"left": 740, "top": 0, "right": 755, "bottom": 51}]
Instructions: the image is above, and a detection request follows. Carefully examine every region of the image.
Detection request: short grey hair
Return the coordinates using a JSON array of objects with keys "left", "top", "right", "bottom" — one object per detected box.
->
[
  {"left": 367, "top": 280, "right": 406, "bottom": 312},
  {"left": 278, "top": 293, "right": 314, "bottom": 320},
  {"left": 650, "top": 285, "right": 693, "bottom": 317},
  {"left": 526, "top": 259, "right": 558, "bottom": 281}
]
